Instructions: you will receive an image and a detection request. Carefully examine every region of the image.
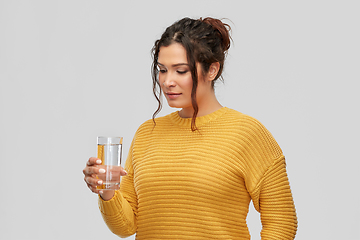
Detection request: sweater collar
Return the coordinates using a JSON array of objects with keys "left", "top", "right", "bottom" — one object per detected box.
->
[{"left": 168, "top": 107, "right": 229, "bottom": 128}]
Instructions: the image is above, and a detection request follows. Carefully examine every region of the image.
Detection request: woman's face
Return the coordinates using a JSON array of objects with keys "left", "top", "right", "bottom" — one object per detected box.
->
[{"left": 157, "top": 43, "right": 212, "bottom": 112}]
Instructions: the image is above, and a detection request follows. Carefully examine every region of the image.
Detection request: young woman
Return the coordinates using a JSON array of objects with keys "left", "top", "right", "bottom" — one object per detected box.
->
[{"left": 83, "top": 17, "right": 298, "bottom": 239}]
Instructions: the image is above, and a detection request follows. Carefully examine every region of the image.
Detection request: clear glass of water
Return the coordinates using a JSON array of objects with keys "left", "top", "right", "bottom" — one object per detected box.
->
[{"left": 96, "top": 136, "right": 123, "bottom": 191}]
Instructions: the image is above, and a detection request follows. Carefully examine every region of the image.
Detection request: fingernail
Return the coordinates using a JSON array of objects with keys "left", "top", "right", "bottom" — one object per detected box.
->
[
  {"left": 97, "top": 180, "right": 103, "bottom": 185},
  {"left": 99, "top": 169, "right": 106, "bottom": 173},
  {"left": 96, "top": 159, "right": 102, "bottom": 164},
  {"left": 123, "top": 170, "right": 128, "bottom": 175},
  {"left": 99, "top": 190, "right": 103, "bottom": 195}
]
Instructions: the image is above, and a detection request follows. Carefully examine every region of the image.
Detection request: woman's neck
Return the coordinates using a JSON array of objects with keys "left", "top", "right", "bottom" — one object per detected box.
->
[{"left": 179, "top": 99, "right": 223, "bottom": 118}]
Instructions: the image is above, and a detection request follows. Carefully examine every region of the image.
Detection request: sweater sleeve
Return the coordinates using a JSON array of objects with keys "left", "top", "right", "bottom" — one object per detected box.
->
[
  {"left": 251, "top": 156, "right": 298, "bottom": 239},
  {"left": 98, "top": 138, "right": 138, "bottom": 238},
  {"left": 242, "top": 116, "right": 297, "bottom": 239}
]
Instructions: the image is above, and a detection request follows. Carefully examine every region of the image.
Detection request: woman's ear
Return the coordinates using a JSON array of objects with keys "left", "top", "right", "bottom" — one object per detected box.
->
[{"left": 208, "top": 62, "right": 220, "bottom": 81}]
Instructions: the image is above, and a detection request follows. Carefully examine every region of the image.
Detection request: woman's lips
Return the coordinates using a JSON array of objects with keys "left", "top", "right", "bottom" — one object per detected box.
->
[{"left": 166, "top": 92, "right": 182, "bottom": 99}]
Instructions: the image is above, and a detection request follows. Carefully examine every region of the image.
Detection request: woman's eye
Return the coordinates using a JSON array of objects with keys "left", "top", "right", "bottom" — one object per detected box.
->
[
  {"left": 159, "top": 69, "right": 166, "bottom": 73},
  {"left": 177, "top": 70, "right": 188, "bottom": 74}
]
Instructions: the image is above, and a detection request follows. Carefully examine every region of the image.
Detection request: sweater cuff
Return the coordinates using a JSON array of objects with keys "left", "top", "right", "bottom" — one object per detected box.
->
[{"left": 98, "top": 190, "right": 123, "bottom": 216}]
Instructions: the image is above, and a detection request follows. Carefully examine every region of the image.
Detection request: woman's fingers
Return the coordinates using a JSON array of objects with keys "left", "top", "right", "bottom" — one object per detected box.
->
[
  {"left": 84, "top": 172, "right": 104, "bottom": 194},
  {"left": 83, "top": 157, "right": 102, "bottom": 175},
  {"left": 87, "top": 183, "right": 102, "bottom": 194},
  {"left": 83, "top": 157, "right": 127, "bottom": 195},
  {"left": 84, "top": 174, "right": 102, "bottom": 186},
  {"left": 87, "top": 157, "right": 102, "bottom": 166},
  {"left": 83, "top": 157, "right": 104, "bottom": 194},
  {"left": 83, "top": 166, "right": 101, "bottom": 176},
  {"left": 120, "top": 167, "right": 128, "bottom": 176}
]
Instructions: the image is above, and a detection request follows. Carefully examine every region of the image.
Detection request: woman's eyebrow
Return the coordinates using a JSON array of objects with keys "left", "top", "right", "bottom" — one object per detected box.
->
[{"left": 158, "top": 62, "right": 189, "bottom": 67}]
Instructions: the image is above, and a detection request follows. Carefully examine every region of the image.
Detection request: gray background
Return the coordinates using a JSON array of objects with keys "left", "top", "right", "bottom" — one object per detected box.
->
[{"left": 1, "top": 1, "right": 359, "bottom": 239}]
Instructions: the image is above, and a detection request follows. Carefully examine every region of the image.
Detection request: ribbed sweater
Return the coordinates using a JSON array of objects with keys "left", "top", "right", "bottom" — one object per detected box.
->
[{"left": 98, "top": 107, "right": 297, "bottom": 239}]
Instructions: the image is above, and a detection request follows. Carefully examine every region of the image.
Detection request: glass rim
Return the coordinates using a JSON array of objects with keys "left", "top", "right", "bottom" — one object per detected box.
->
[{"left": 97, "top": 136, "right": 123, "bottom": 145}]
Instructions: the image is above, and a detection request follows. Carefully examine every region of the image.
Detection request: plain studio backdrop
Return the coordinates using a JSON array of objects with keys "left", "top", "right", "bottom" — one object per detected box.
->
[{"left": 0, "top": 1, "right": 359, "bottom": 239}]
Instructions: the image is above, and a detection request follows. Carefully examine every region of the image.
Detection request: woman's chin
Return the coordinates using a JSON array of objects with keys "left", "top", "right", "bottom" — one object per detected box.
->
[
  {"left": 165, "top": 101, "right": 181, "bottom": 109},
  {"left": 167, "top": 103, "right": 181, "bottom": 109}
]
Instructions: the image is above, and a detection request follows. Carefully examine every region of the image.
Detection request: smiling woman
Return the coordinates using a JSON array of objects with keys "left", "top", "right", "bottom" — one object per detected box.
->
[{"left": 83, "top": 16, "right": 298, "bottom": 240}]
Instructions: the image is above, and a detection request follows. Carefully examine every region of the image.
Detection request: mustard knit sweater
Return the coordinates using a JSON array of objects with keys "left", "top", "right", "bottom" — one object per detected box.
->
[{"left": 98, "top": 107, "right": 297, "bottom": 239}]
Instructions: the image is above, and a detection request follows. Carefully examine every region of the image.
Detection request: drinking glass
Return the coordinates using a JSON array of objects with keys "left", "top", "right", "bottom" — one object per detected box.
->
[{"left": 96, "top": 136, "right": 123, "bottom": 191}]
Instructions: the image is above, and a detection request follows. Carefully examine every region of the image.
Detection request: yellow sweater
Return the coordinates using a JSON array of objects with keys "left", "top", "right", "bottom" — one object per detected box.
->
[{"left": 98, "top": 107, "right": 297, "bottom": 239}]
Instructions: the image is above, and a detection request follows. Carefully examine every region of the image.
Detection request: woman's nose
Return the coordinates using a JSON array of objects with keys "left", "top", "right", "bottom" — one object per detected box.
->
[{"left": 163, "top": 73, "right": 176, "bottom": 88}]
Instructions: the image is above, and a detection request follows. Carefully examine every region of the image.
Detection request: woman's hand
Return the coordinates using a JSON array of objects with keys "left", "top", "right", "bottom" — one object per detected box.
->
[{"left": 83, "top": 157, "right": 127, "bottom": 201}]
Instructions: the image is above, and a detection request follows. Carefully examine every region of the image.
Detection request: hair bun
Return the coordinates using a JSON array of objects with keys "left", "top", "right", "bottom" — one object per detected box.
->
[{"left": 200, "top": 17, "right": 231, "bottom": 52}]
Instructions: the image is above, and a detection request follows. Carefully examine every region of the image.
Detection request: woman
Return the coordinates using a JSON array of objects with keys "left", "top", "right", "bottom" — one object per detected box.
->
[{"left": 83, "top": 17, "right": 298, "bottom": 239}]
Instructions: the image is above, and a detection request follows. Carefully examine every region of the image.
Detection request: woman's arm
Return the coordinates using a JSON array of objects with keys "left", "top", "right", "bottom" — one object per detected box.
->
[
  {"left": 98, "top": 189, "right": 137, "bottom": 238},
  {"left": 253, "top": 156, "right": 298, "bottom": 239},
  {"left": 98, "top": 139, "right": 138, "bottom": 238}
]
